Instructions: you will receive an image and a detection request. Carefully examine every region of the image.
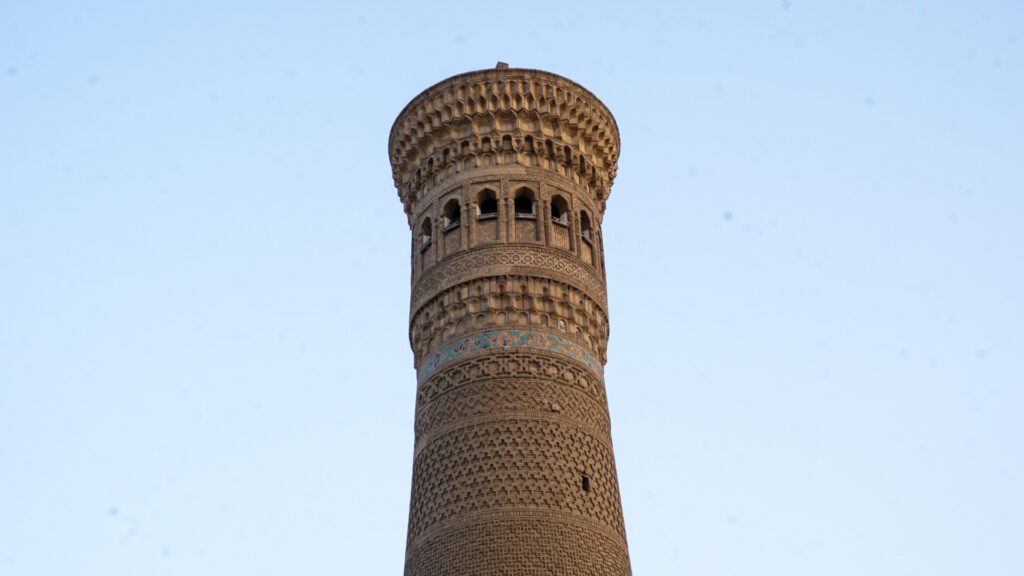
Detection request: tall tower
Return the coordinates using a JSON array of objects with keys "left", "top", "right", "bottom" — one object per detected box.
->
[{"left": 388, "top": 65, "right": 630, "bottom": 575}]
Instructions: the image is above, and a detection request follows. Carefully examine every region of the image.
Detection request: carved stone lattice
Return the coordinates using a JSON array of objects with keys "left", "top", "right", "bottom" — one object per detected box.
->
[{"left": 389, "top": 65, "right": 630, "bottom": 576}]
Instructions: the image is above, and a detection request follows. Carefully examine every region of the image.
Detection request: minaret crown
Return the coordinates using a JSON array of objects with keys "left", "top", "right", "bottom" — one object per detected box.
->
[{"left": 388, "top": 67, "right": 620, "bottom": 221}]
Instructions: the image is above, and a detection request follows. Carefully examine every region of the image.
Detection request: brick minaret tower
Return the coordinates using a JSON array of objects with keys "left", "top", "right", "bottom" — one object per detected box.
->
[{"left": 388, "top": 64, "right": 630, "bottom": 575}]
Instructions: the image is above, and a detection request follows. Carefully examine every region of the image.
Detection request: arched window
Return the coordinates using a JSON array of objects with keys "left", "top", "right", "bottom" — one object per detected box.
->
[
  {"left": 443, "top": 199, "right": 461, "bottom": 230},
  {"left": 580, "top": 211, "right": 593, "bottom": 244},
  {"left": 514, "top": 188, "right": 536, "bottom": 218},
  {"left": 420, "top": 218, "right": 432, "bottom": 248},
  {"left": 550, "top": 195, "right": 569, "bottom": 225},
  {"left": 477, "top": 189, "right": 498, "bottom": 219}
]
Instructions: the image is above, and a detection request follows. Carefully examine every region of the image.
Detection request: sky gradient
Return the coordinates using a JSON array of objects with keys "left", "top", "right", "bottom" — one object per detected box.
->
[{"left": 2, "top": 1, "right": 1022, "bottom": 575}]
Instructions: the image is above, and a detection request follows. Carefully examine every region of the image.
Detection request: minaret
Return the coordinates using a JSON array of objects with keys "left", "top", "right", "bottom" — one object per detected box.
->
[{"left": 388, "top": 64, "right": 630, "bottom": 575}]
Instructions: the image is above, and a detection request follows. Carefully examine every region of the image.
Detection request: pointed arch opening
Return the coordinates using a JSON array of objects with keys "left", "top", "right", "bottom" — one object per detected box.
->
[
  {"left": 514, "top": 187, "right": 536, "bottom": 219},
  {"left": 551, "top": 195, "right": 569, "bottom": 226},
  {"left": 443, "top": 199, "right": 461, "bottom": 231},
  {"left": 477, "top": 188, "right": 498, "bottom": 219},
  {"left": 419, "top": 217, "right": 433, "bottom": 249}
]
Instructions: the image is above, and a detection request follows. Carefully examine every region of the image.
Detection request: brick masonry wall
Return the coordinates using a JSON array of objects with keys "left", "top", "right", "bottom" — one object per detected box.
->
[{"left": 390, "top": 66, "right": 630, "bottom": 575}]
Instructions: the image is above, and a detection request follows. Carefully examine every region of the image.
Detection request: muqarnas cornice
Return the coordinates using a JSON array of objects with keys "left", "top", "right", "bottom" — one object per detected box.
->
[{"left": 389, "top": 67, "right": 621, "bottom": 221}]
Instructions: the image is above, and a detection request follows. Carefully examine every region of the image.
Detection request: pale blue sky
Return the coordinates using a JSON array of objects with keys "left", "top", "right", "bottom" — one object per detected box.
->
[{"left": 1, "top": 1, "right": 1021, "bottom": 575}]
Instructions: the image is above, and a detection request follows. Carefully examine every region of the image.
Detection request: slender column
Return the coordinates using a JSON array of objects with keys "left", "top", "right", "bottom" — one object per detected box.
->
[
  {"left": 432, "top": 205, "right": 440, "bottom": 258},
  {"left": 572, "top": 212, "right": 582, "bottom": 257},
  {"left": 538, "top": 189, "right": 548, "bottom": 246},
  {"left": 460, "top": 202, "right": 469, "bottom": 252},
  {"left": 497, "top": 192, "right": 507, "bottom": 243}
]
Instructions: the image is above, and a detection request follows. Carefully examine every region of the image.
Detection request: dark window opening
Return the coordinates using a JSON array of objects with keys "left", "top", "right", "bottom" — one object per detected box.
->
[
  {"left": 581, "top": 474, "right": 591, "bottom": 493},
  {"left": 514, "top": 188, "right": 536, "bottom": 218},
  {"left": 551, "top": 195, "right": 569, "bottom": 225},
  {"left": 420, "top": 218, "right": 432, "bottom": 250},
  {"left": 443, "top": 199, "right": 461, "bottom": 231},
  {"left": 581, "top": 211, "right": 593, "bottom": 243},
  {"left": 515, "top": 196, "right": 534, "bottom": 216},
  {"left": 479, "top": 198, "right": 498, "bottom": 216},
  {"left": 477, "top": 189, "right": 498, "bottom": 219}
]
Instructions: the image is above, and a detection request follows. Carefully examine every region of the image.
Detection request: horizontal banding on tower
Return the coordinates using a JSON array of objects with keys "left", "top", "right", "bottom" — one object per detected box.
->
[
  {"left": 410, "top": 244, "right": 609, "bottom": 313},
  {"left": 416, "top": 329, "right": 602, "bottom": 384},
  {"left": 390, "top": 66, "right": 630, "bottom": 576}
]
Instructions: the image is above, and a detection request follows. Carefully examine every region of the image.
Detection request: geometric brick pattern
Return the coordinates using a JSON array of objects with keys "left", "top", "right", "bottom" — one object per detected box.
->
[
  {"left": 417, "top": 329, "right": 602, "bottom": 384},
  {"left": 410, "top": 273, "right": 609, "bottom": 365},
  {"left": 414, "top": 375, "right": 612, "bottom": 441},
  {"left": 405, "top": 516, "right": 631, "bottom": 576},
  {"left": 416, "top": 351, "right": 608, "bottom": 411},
  {"left": 411, "top": 244, "right": 608, "bottom": 311},
  {"left": 390, "top": 65, "right": 630, "bottom": 575},
  {"left": 408, "top": 416, "right": 626, "bottom": 545}
]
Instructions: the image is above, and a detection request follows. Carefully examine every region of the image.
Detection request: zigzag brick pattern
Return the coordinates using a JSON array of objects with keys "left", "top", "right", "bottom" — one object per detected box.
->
[{"left": 408, "top": 417, "right": 626, "bottom": 545}]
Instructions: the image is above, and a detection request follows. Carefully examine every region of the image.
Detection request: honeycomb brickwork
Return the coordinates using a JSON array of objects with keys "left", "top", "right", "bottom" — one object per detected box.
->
[
  {"left": 390, "top": 65, "right": 630, "bottom": 575},
  {"left": 407, "top": 416, "right": 626, "bottom": 544}
]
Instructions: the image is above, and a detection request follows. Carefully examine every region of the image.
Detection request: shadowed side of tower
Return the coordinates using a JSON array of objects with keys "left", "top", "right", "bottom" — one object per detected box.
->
[{"left": 389, "top": 65, "right": 630, "bottom": 575}]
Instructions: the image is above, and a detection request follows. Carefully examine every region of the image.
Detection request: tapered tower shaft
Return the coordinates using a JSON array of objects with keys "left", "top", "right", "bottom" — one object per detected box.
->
[{"left": 389, "top": 65, "right": 630, "bottom": 575}]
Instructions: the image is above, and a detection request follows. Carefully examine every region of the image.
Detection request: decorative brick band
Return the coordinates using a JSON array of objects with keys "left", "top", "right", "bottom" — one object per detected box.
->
[
  {"left": 414, "top": 409, "right": 614, "bottom": 458},
  {"left": 417, "top": 329, "right": 601, "bottom": 384},
  {"left": 406, "top": 508, "right": 631, "bottom": 566},
  {"left": 411, "top": 244, "right": 607, "bottom": 313}
]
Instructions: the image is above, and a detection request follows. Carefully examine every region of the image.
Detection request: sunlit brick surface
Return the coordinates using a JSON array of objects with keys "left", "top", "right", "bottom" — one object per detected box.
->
[{"left": 390, "top": 65, "right": 630, "bottom": 575}]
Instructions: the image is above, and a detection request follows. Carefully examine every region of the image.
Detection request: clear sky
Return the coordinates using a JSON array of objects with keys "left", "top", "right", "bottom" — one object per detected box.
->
[{"left": 1, "top": 1, "right": 1021, "bottom": 575}]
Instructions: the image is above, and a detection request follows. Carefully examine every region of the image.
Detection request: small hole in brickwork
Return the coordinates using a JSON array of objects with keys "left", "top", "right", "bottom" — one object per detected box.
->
[{"left": 581, "top": 474, "right": 591, "bottom": 492}]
